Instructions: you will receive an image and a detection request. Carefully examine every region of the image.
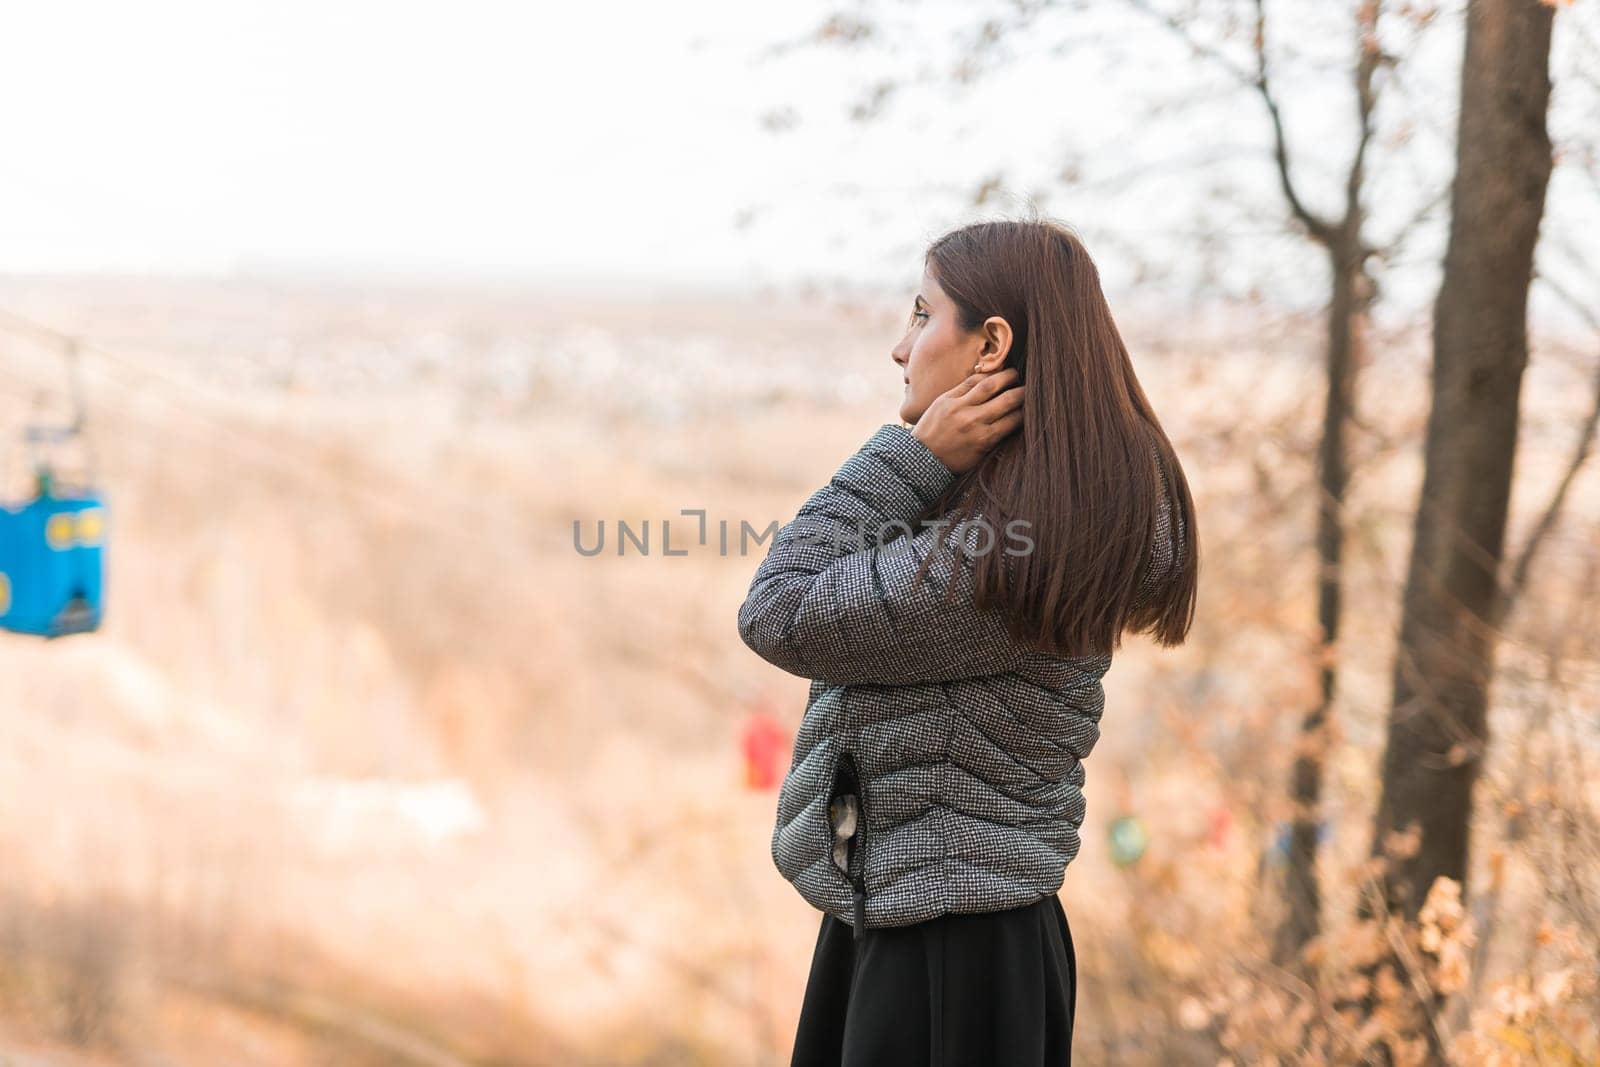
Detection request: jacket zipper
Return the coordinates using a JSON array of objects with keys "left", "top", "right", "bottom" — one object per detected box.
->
[{"left": 834, "top": 748, "right": 869, "bottom": 942}]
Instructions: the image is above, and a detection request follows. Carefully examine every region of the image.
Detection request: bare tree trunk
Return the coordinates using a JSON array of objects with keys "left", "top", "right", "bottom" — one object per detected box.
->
[
  {"left": 1277, "top": 240, "right": 1371, "bottom": 969},
  {"left": 1270, "top": 0, "right": 1382, "bottom": 971},
  {"left": 1359, "top": 0, "right": 1555, "bottom": 1055}
]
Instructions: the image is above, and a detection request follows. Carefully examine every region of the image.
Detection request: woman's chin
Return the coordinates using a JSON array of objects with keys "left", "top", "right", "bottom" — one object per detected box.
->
[{"left": 898, "top": 400, "right": 924, "bottom": 425}]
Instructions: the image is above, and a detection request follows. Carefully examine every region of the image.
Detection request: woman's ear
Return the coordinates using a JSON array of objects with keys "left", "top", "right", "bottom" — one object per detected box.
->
[{"left": 979, "top": 316, "right": 1013, "bottom": 366}]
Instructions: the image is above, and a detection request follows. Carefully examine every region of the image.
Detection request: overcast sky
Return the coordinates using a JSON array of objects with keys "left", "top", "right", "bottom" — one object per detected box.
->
[{"left": 0, "top": 1, "right": 1594, "bottom": 322}]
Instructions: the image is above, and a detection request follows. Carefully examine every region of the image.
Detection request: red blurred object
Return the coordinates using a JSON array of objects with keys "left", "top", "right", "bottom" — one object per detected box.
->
[
  {"left": 740, "top": 704, "right": 790, "bottom": 791},
  {"left": 1207, "top": 804, "right": 1233, "bottom": 850}
]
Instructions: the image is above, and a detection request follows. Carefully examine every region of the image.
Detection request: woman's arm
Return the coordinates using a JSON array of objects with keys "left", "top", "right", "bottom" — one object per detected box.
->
[{"left": 736, "top": 422, "right": 1032, "bottom": 685}]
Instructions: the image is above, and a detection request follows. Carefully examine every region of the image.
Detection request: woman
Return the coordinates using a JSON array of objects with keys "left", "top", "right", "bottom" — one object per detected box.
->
[{"left": 737, "top": 217, "right": 1198, "bottom": 1066}]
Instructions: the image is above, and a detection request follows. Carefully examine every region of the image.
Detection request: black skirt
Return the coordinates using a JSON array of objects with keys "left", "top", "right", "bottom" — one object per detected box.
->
[{"left": 788, "top": 892, "right": 1077, "bottom": 1066}]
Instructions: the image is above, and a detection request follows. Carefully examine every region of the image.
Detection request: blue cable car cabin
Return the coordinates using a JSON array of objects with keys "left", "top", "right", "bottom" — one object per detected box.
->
[
  {"left": 0, "top": 327, "right": 106, "bottom": 638},
  {"left": 0, "top": 480, "right": 106, "bottom": 637}
]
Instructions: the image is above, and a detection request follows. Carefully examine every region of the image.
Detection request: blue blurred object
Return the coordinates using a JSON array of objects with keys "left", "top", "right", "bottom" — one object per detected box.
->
[
  {"left": 0, "top": 488, "right": 106, "bottom": 637},
  {"left": 1268, "top": 819, "right": 1333, "bottom": 865},
  {"left": 0, "top": 333, "right": 105, "bottom": 638},
  {"left": 1108, "top": 814, "right": 1150, "bottom": 867}
]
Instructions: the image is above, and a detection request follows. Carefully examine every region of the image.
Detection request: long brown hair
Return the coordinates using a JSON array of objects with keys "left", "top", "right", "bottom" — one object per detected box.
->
[{"left": 898, "top": 216, "right": 1198, "bottom": 657}]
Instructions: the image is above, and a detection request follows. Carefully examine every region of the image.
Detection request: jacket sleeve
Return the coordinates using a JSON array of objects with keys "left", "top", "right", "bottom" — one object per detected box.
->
[{"left": 736, "top": 423, "right": 1033, "bottom": 685}]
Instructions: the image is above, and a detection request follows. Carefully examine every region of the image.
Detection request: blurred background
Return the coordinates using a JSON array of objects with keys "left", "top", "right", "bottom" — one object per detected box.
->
[{"left": 0, "top": 1, "right": 1596, "bottom": 1064}]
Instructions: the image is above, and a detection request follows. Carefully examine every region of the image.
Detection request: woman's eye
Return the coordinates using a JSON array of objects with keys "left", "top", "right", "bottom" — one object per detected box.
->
[{"left": 908, "top": 310, "right": 928, "bottom": 327}]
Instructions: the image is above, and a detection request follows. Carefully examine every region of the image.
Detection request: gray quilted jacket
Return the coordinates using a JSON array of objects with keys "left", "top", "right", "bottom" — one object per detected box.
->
[{"left": 737, "top": 422, "right": 1181, "bottom": 938}]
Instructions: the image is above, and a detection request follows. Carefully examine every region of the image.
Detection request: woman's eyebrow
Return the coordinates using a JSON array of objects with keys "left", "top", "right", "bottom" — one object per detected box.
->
[{"left": 915, "top": 294, "right": 927, "bottom": 307}]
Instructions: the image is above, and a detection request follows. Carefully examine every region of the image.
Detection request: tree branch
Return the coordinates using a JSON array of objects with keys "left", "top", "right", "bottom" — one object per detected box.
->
[
  {"left": 1251, "top": 0, "right": 1339, "bottom": 246},
  {"left": 1494, "top": 272, "right": 1600, "bottom": 629}
]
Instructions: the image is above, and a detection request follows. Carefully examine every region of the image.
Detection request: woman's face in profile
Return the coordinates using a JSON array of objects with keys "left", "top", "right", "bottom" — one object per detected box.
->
[{"left": 892, "top": 266, "right": 983, "bottom": 425}]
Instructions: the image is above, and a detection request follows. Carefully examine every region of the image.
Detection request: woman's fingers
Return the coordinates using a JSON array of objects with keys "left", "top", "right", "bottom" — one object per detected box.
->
[
  {"left": 949, "top": 372, "right": 987, "bottom": 398},
  {"left": 983, "top": 404, "right": 1023, "bottom": 437},
  {"left": 964, "top": 367, "right": 1020, "bottom": 405},
  {"left": 965, "top": 368, "right": 1023, "bottom": 427},
  {"left": 987, "top": 408, "right": 1023, "bottom": 440},
  {"left": 969, "top": 367, "right": 1018, "bottom": 392},
  {"left": 952, "top": 366, "right": 1018, "bottom": 401},
  {"left": 913, "top": 366, "right": 1022, "bottom": 472},
  {"left": 976, "top": 382, "right": 1025, "bottom": 423}
]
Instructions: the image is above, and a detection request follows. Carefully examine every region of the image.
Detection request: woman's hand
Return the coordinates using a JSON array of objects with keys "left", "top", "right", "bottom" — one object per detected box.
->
[{"left": 911, "top": 367, "right": 1024, "bottom": 474}]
